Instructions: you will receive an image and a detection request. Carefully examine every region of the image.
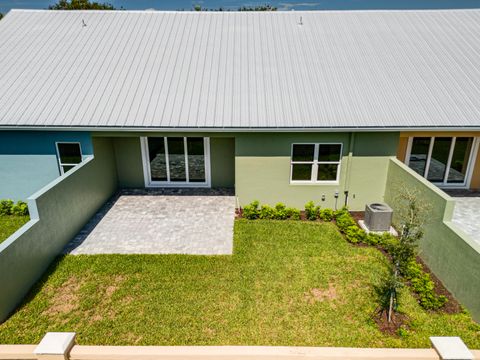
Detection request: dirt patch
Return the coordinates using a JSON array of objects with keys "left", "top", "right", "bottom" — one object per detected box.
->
[
  {"left": 203, "top": 327, "right": 216, "bottom": 336},
  {"left": 124, "top": 332, "right": 143, "bottom": 345},
  {"left": 86, "top": 275, "right": 128, "bottom": 324},
  {"left": 373, "top": 310, "right": 409, "bottom": 336},
  {"left": 306, "top": 283, "right": 338, "bottom": 304},
  {"left": 43, "top": 277, "right": 83, "bottom": 316},
  {"left": 103, "top": 275, "right": 126, "bottom": 299}
]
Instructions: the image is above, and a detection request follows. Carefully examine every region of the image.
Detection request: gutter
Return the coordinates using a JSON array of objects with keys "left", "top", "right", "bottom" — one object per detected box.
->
[{"left": 1, "top": 126, "right": 480, "bottom": 133}]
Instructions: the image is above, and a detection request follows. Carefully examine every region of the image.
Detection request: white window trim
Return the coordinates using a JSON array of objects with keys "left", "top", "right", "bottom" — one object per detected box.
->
[
  {"left": 405, "top": 136, "right": 479, "bottom": 189},
  {"left": 140, "top": 137, "right": 211, "bottom": 188},
  {"left": 290, "top": 143, "right": 342, "bottom": 185},
  {"left": 55, "top": 142, "right": 83, "bottom": 175}
]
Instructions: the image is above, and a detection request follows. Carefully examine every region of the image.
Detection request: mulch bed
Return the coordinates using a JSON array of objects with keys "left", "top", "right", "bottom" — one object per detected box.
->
[
  {"left": 350, "top": 211, "right": 462, "bottom": 315},
  {"left": 414, "top": 256, "right": 462, "bottom": 314},
  {"left": 373, "top": 311, "right": 410, "bottom": 336}
]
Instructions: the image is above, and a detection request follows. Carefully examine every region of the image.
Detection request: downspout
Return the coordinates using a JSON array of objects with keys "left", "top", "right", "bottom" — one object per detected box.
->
[{"left": 344, "top": 132, "right": 356, "bottom": 207}]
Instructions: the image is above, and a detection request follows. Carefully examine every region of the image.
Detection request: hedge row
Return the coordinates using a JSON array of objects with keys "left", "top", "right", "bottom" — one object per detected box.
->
[
  {"left": 0, "top": 199, "right": 29, "bottom": 216},
  {"left": 241, "top": 200, "right": 447, "bottom": 310}
]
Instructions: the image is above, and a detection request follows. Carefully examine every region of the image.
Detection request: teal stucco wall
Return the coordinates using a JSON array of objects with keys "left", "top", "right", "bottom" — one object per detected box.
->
[
  {"left": 0, "top": 131, "right": 93, "bottom": 201},
  {"left": 384, "top": 158, "right": 480, "bottom": 322},
  {"left": 0, "top": 137, "right": 117, "bottom": 323}
]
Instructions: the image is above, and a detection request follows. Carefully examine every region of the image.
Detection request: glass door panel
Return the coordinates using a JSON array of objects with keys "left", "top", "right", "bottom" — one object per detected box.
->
[
  {"left": 167, "top": 137, "right": 186, "bottom": 182},
  {"left": 187, "top": 138, "right": 206, "bottom": 182},
  {"left": 427, "top": 137, "right": 452, "bottom": 182},
  {"left": 448, "top": 137, "right": 473, "bottom": 184},
  {"left": 148, "top": 137, "right": 167, "bottom": 181},
  {"left": 409, "top": 137, "right": 431, "bottom": 176}
]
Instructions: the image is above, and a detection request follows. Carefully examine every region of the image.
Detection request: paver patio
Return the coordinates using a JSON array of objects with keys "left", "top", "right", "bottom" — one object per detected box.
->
[
  {"left": 446, "top": 189, "right": 480, "bottom": 246},
  {"left": 64, "top": 189, "right": 236, "bottom": 255}
]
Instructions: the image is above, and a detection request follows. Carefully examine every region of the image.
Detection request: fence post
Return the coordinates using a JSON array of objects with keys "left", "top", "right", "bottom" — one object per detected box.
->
[
  {"left": 430, "top": 337, "right": 474, "bottom": 360},
  {"left": 34, "top": 332, "right": 76, "bottom": 360}
]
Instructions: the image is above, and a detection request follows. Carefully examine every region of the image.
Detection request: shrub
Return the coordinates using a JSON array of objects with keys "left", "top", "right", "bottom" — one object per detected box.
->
[
  {"left": 335, "top": 213, "right": 356, "bottom": 233},
  {"left": 402, "top": 260, "right": 447, "bottom": 310},
  {"left": 0, "top": 199, "right": 14, "bottom": 215},
  {"left": 273, "top": 203, "right": 288, "bottom": 220},
  {"left": 259, "top": 204, "right": 275, "bottom": 219},
  {"left": 12, "top": 201, "right": 29, "bottom": 216},
  {"left": 345, "top": 225, "right": 366, "bottom": 244},
  {"left": 304, "top": 201, "right": 319, "bottom": 221},
  {"left": 244, "top": 201, "right": 301, "bottom": 221},
  {"left": 403, "top": 260, "right": 423, "bottom": 280},
  {"left": 242, "top": 200, "right": 260, "bottom": 220},
  {"left": 410, "top": 273, "right": 447, "bottom": 310},
  {"left": 333, "top": 206, "right": 349, "bottom": 220},
  {"left": 319, "top": 208, "right": 334, "bottom": 222},
  {"left": 286, "top": 207, "right": 301, "bottom": 220}
]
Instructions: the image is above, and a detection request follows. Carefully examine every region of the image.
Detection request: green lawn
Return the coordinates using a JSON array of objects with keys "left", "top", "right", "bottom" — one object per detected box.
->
[
  {"left": 0, "top": 220, "right": 478, "bottom": 347},
  {"left": 0, "top": 215, "right": 29, "bottom": 244}
]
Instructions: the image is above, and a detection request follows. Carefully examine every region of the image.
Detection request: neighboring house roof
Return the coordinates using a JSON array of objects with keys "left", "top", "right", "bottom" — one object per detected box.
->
[{"left": 0, "top": 9, "right": 480, "bottom": 131}]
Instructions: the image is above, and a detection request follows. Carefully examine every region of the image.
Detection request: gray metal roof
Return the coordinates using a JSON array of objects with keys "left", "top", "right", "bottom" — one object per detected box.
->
[{"left": 0, "top": 9, "right": 480, "bottom": 130}]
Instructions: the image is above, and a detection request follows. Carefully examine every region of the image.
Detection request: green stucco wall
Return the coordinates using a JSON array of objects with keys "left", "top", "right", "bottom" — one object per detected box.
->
[
  {"left": 0, "top": 137, "right": 118, "bottom": 323},
  {"left": 93, "top": 132, "right": 397, "bottom": 207},
  {"left": 210, "top": 137, "right": 235, "bottom": 188},
  {"left": 113, "top": 137, "right": 145, "bottom": 188},
  {"left": 384, "top": 158, "right": 480, "bottom": 322},
  {"left": 235, "top": 132, "right": 399, "bottom": 210},
  {"left": 104, "top": 135, "right": 236, "bottom": 189}
]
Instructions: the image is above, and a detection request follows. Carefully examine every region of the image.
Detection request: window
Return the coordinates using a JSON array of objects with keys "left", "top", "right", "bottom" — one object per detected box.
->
[
  {"left": 290, "top": 143, "right": 342, "bottom": 183},
  {"left": 56, "top": 142, "right": 82, "bottom": 174},
  {"left": 406, "top": 137, "right": 475, "bottom": 186},
  {"left": 142, "top": 137, "right": 210, "bottom": 186}
]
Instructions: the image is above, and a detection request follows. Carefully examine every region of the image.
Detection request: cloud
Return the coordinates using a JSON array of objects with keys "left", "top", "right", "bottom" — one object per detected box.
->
[{"left": 278, "top": 2, "right": 321, "bottom": 10}]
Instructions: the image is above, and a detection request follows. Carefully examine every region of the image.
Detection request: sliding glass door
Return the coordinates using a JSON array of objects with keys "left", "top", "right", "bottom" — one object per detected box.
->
[
  {"left": 142, "top": 137, "right": 210, "bottom": 187},
  {"left": 407, "top": 137, "right": 476, "bottom": 187}
]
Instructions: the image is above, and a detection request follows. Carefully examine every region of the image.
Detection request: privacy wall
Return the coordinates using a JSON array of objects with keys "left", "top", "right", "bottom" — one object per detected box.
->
[
  {"left": 384, "top": 158, "right": 480, "bottom": 322},
  {"left": 0, "top": 138, "right": 117, "bottom": 323}
]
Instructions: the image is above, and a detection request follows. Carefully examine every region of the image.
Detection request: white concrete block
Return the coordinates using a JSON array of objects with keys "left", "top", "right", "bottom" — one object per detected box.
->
[
  {"left": 430, "top": 336, "right": 473, "bottom": 360},
  {"left": 34, "top": 332, "right": 76, "bottom": 355}
]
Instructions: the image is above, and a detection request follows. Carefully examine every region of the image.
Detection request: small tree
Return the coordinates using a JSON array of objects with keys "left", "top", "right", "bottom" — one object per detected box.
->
[
  {"left": 48, "top": 0, "right": 116, "bottom": 10},
  {"left": 376, "top": 185, "right": 431, "bottom": 323},
  {"left": 375, "top": 266, "right": 403, "bottom": 323},
  {"left": 0, "top": 13, "right": 3, "bottom": 20},
  {"left": 392, "top": 186, "right": 430, "bottom": 274}
]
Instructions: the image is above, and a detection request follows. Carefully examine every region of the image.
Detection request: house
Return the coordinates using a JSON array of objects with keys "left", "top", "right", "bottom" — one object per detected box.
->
[
  {"left": 0, "top": 9, "right": 480, "bottom": 322},
  {"left": 0, "top": 9, "right": 479, "bottom": 209}
]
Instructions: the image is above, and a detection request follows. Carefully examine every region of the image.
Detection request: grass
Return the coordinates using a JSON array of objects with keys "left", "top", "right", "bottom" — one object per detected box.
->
[
  {"left": 0, "top": 215, "right": 29, "bottom": 244},
  {"left": 0, "top": 220, "right": 478, "bottom": 347}
]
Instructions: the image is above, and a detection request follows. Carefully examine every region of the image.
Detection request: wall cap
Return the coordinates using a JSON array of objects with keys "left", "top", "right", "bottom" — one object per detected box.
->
[
  {"left": 34, "top": 332, "right": 76, "bottom": 355},
  {"left": 430, "top": 337, "right": 473, "bottom": 360}
]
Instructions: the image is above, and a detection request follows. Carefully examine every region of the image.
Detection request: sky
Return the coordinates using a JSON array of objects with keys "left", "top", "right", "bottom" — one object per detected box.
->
[{"left": 1, "top": 0, "right": 480, "bottom": 14}]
